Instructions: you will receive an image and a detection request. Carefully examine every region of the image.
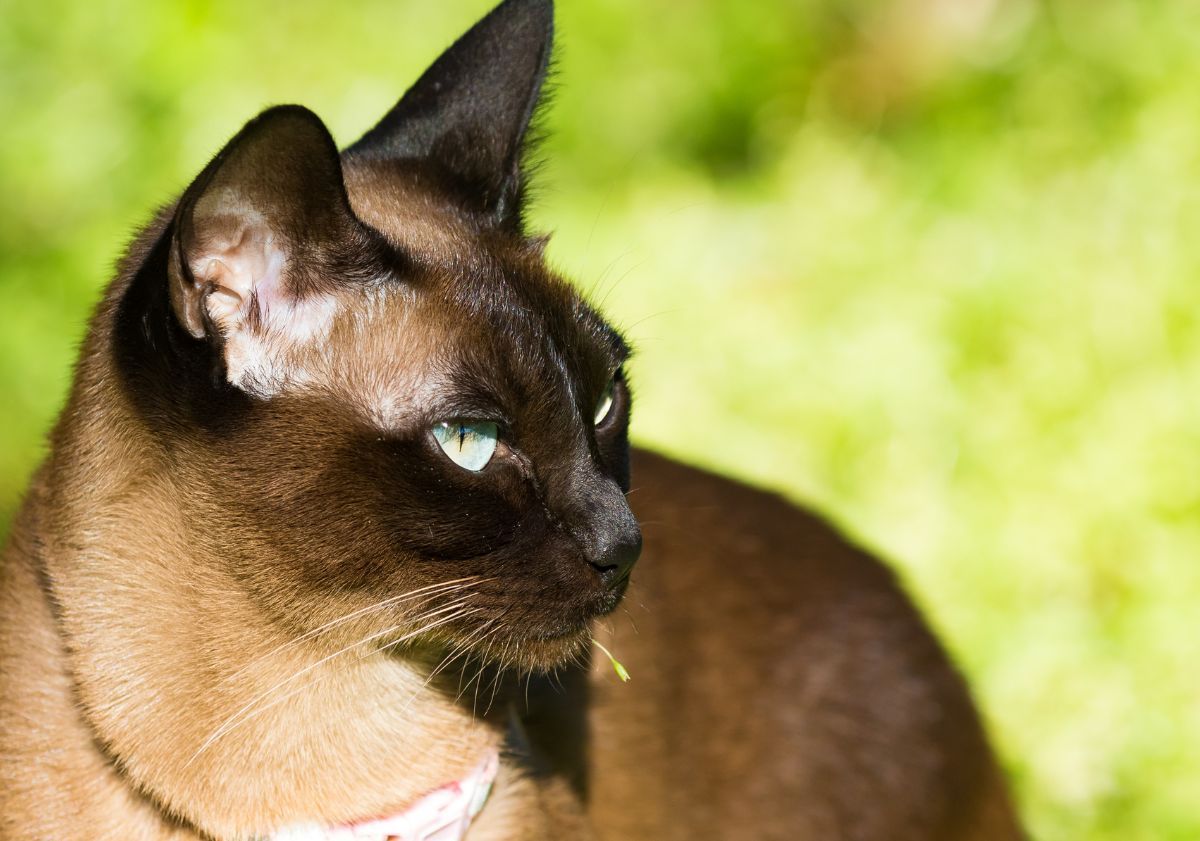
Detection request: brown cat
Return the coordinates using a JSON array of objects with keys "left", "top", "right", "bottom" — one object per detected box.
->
[{"left": 0, "top": 1, "right": 1023, "bottom": 839}]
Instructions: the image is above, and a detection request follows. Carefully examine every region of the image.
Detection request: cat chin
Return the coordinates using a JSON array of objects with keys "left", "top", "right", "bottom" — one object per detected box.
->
[
  {"left": 502, "top": 624, "right": 594, "bottom": 672},
  {"left": 502, "top": 593, "right": 629, "bottom": 671},
  {"left": 446, "top": 619, "right": 595, "bottom": 673},
  {"left": 461, "top": 572, "right": 631, "bottom": 671}
]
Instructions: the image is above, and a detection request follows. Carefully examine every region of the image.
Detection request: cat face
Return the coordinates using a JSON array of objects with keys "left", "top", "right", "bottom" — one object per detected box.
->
[{"left": 112, "top": 0, "right": 640, "bottom": 671}]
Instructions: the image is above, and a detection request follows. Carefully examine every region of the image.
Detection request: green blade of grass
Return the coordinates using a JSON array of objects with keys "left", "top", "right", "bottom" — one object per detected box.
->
[{"left": 591, "top": 637, "right": 630, "bottom": 682}]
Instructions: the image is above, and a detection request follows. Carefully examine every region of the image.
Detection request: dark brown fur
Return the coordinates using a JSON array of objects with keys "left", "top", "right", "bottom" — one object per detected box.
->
[
  {"left": 0, "top": 1, "right": 1023, "bottom": 839},
  {"left": 584, "top": 451, "right": 1021, "bottom": 839}
]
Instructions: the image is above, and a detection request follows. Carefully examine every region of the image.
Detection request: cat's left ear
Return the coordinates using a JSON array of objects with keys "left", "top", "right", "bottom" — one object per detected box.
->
[
  {"left": 167, "top": 105, "right": 381, "bottom": 395},
  {"left": 346, "top": 0, "right": 554, "bottom": 229},
  {"left": 169, "top": 105, "right": 362, "bottom": 338}
]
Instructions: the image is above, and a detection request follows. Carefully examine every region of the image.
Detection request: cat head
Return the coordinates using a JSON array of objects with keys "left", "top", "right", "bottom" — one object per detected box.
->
[{"left": 113, "top": 0, "right": 640, "bottom": 672}]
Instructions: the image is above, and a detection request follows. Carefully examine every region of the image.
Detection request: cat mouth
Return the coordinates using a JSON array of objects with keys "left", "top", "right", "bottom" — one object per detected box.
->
[
  {"left": 527, "top": 623, "right": 591, "bottom": 644},
  {"left": 509, "top": 624, "right": 592, "bottom": 670},
  {"left": 410, "top": 569, "right": 632, "bottom": 671},
  {"left": 509, "top": 588, "right": 626, "bottom": 664}
]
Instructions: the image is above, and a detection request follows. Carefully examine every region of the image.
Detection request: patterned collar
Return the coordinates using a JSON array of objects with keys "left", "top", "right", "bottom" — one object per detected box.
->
[{"left": 269, "top": 750, "right": 499, "bottom": 841}]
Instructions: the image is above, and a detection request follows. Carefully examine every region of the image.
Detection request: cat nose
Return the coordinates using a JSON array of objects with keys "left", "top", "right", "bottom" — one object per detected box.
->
[
  {"left": 588, "top": 521, "right": 642, "bottom": 587},
  {"left": 567, "top": 472, "right": 642, "bottom": 586}
]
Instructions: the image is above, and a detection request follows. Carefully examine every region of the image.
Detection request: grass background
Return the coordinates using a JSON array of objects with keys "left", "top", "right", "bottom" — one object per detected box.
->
[{"left": 2, "top": 1, "right": 1195, "bottom": 837}]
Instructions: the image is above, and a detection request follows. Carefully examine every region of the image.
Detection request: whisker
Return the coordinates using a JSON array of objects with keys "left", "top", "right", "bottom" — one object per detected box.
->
[
  {"left": 221, "top": 577, "right": 489, "bottom": 685},
  {"left": 425, "top": 618, "right": 497, "bottom": 683},
  {"left": 186, "top": 600, "right": 478, "bottom": 765},
  {"left": 385, "top": 617, "right": 502, "bottom": 730},
  {"left": 482, "top": 651, "right": 505, "bottom": 716},
  {"left": 454, "top": 624, "right": 506, "bottom": 712},
  {"left": 246, "top": 609, "right": 495, "bottom": 760},
  {"left": 373, "top": 607, "right": 485, "bottom": 657},
  {"left": 194, "top": 604, "right": 484, "bottom": 763}
]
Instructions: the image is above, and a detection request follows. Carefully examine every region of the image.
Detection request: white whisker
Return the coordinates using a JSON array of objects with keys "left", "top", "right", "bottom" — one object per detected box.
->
[
  {"left": 186, "top": 599, "right": 479, "bottom": 765},
  {"left": 221, "top": 577, "right": 489, "bottom": 685}
]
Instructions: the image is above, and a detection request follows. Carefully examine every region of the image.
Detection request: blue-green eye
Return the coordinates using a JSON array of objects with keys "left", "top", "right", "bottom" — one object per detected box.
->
[
  {"left": 432, "top": 420, "right": 498, "bottom": 472},
  {"left": 594, "top": 379, "right": 616, "bottom": 426}
]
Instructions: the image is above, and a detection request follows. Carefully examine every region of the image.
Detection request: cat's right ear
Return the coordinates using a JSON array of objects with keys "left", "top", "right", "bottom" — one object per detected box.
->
[
  {"left": 166, "top": 106, "right": 379, "bottom": 394},
  {"left": 346, "top": 0, "right": 554, "bottom": 230}
]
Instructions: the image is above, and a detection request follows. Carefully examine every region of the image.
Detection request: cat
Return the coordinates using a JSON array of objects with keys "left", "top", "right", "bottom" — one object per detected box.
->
[{"left": 0, "top": 1, "right": 1024, "bottom": 839}]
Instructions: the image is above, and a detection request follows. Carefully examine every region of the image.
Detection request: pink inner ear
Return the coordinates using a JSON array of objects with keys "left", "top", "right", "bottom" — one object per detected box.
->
[
  {"left": 191, "top": 212, "right": 287, "bottom": 336},
  {"left": 185, "top": 199, "right": 342, "bottom": 397}
]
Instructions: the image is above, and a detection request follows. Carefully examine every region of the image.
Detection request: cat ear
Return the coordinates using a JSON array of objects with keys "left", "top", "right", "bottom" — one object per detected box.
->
[
  {"left": 169, "top": 105, "right": 357, "bottom": 341},
  {"left": 346, "top": 0, "right": 554, "bottom": 228},
  {"left": 168, "top": 105, "right": 371, "bottom": 394}
]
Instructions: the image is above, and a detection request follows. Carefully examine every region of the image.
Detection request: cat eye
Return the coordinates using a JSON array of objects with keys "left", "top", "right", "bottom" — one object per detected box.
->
[
  {"left": 594, "top": 378, "right": 616, "bottom": 426},
  {"left": 432, "top": 420, "right": 499, "bottom": 472}
]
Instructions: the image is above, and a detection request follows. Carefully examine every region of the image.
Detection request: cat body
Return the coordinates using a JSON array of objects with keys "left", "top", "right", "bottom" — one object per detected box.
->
[
  {"left": 0, "top": 1, "right": 1022, "bottom": 839},
  {"left": 582, "top": 452, "right": 1020, "bottom": 840}
]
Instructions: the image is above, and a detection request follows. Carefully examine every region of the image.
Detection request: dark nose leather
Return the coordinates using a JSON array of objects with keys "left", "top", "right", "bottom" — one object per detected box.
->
[
  {"left": 590, "top": 523, "right": 642, "bottom": 586},
  {"left": 564, "top": 468, "right": 642, "bottom": 586}
]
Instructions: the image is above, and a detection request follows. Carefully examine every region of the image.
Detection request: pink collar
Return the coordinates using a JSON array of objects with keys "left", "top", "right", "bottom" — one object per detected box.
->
[{"left": 270, "top": 750, "right": 499, "bottom": 841}]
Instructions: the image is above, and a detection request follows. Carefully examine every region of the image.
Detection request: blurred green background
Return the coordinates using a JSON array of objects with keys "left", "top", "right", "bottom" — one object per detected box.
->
[{"left": 2, "top": 0, "right": 1196, "bottom": 837}]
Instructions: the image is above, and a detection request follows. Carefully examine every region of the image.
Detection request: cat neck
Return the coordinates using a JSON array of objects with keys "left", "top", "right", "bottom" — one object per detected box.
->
[{"left": 29, "top": 366, "right": 507, "bottom": 840}]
